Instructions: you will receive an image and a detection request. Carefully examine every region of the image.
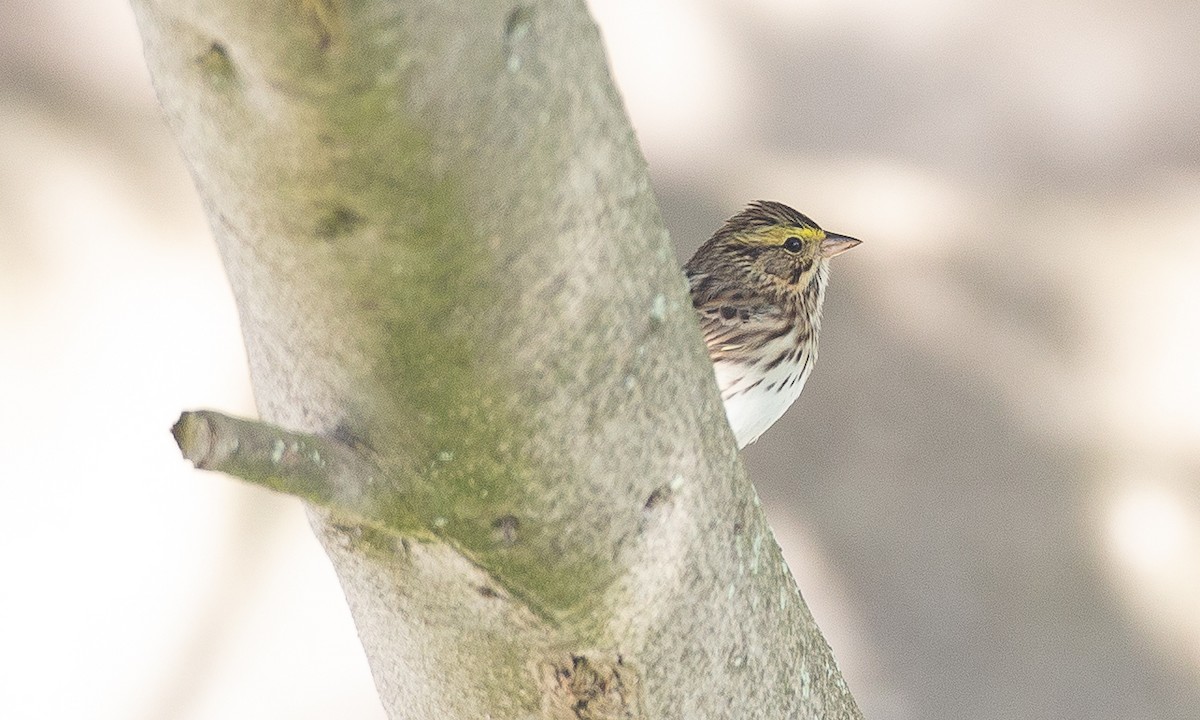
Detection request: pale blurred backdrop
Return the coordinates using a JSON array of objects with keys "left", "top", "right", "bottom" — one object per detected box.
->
[{"left": 3, "top": 0, "right": 1199, "bottom": 718}]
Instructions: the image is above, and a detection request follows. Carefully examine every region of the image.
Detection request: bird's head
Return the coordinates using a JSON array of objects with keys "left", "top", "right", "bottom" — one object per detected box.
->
[{"left": 691, "top": 200, "right": 861, "bottom": 292}]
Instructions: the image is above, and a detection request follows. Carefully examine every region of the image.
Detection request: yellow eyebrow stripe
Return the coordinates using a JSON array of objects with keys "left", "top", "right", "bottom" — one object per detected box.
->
[{"left": 755, "top": 225, "right": 825, "bottom": 246}]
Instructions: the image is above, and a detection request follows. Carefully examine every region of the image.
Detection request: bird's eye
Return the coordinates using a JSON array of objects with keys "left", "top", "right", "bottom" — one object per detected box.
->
[{"left": 783, "top": 236, "right": 803, "bottom": 253}]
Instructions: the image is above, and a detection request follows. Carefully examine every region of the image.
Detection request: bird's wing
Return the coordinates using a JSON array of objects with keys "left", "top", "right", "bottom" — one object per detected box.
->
[{"left": 688, "top": 273, "right": 788, "bottom": 362}]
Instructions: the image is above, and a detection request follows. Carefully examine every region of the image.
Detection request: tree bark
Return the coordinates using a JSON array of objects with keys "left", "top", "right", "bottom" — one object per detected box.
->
[{"left": 133, "top": 0, "right": 862, "bottom": 717}]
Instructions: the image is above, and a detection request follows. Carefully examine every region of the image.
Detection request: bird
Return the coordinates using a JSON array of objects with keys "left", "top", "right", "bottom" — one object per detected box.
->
[{"left": 684, "top": 201, "right": 860, "bottom": 448}]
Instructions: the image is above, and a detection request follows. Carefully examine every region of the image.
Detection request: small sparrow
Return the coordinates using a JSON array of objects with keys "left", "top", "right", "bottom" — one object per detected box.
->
[{"left": 685, "top": 201, "right": 860, "bottom": 447}]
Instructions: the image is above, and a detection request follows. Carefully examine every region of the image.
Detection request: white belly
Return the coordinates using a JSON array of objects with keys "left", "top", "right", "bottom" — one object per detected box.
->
[{"left": 713, "top": 336, "right": 814, "bottom": 448}]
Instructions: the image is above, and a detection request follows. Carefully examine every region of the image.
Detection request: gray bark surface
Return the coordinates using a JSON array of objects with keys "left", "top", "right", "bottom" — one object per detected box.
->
[{"left": 133, "top": 0, "right": 862, "bottom": 717}]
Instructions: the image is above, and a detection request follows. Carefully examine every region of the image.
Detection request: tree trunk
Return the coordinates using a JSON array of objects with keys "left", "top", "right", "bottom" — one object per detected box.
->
[{"left": 133, "top": 0, "right": 862, "bottom": 717}]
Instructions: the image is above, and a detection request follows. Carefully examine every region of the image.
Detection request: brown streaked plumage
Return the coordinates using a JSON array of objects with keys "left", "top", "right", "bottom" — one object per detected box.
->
[{"left": 685, "top": 201, "right": 861, "bottom": 447}]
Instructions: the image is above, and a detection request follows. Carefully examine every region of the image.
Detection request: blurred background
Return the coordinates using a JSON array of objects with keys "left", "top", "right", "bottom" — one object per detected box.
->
[{"left": 3, "top": 0, "right": 1198, "bottom": 717}]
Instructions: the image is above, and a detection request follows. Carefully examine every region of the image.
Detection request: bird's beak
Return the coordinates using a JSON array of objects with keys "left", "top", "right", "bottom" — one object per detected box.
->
[{"left": 819, "top": 232, "right": 862, "bottom": 258}]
